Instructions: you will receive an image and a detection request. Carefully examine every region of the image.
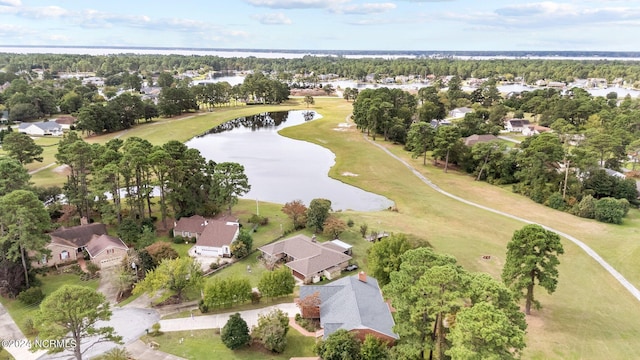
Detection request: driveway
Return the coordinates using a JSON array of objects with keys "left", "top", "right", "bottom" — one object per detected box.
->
[
  {"left": 38, "top": 307, "right": 160, "bottom": 360},
  {"left": 159, "top": 303, "right": 300, "bottom": 332}
]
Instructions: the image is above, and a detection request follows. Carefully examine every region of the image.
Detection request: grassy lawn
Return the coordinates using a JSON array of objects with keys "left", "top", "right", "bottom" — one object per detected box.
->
[
  {"left": 0, "top": 273, "right": 99, "bottom": 337},
  {"left": 0, "top": 348, "right": 13, "bottom": 360},
  {"left": 278, "top": 97, "right": 640, "bottom": 359},
  {"left": 163, "top": 295, "right": 296, "bottom": 320},
  {"left": 141, "top": 328, "right": 316, "bottom": 360}
]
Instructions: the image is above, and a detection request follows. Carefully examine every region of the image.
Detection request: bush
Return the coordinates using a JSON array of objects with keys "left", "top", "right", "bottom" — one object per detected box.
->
[
  {"left": 359, "top": 223, "right": 368, "bottom": 238},
  {"left": 221, "top": 313, "right": 251, "bottom": 350},
  {"left": 251, "top": 290, "right": 262, "bottom": 304},
  {"left": 248, "top": 214, "right": 269, "bottom": 226},
  {"left": 172, "top": 235, "right": 184, "bottom": 244},
  {"left": 574, "top": 195, "right": 597, "bottom": 219},
  {"left": 209, "top": 261, "right": 220, "bottom": 270},
  {"left": 199, "top": 300, "right": 209, "bottom": 313},
  {"left": 151, "top": 322, "right": 162, "bottom": 336},
  {"left": 86, "top": 262, "right": 100, "bottom": 276},
  {"left": 347, "top": 219, "right": 354, "bottom": 227},
  {"left": 23, "top": 318, "right": 37, "bottom": 336},
  {"left": 595, "top": 197, "right": 626, "bottom": 224},
  {"left": 17, "top": 287, "right": 45, "bottom": 305},
  {"left": 545, "top": 192, "right": 566, "bottom": 210}
]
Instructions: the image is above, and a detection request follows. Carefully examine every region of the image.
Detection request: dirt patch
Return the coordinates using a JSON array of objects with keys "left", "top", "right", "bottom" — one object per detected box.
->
[
  {"left": 525, "top": 311, "right": 545, "bottom": 331},
  {"left": 52, "top": 164, "right": 71, "bottom": 175}
]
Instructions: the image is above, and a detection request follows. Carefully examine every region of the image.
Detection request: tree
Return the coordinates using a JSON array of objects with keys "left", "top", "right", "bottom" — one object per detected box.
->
[
  {"left": 0, "top": 190, "right": 51, "bottom": 289},
  {"left": 433, "top": 126, "right": 461, "bottom": 172},
  {"left": 282, "top": 199, "right": 307, "bottom": 229},
  {"left": 133, "top": 257, "right": 203, "bottom": 301},
  {"left": 221, "top": 313, "right": 251, "bottom": 350},
  {"left": 231, "top": 229, "right": 253, "bottom": 259},
  {"left": 252, "top": 309, "right": 290, "bottom": 353},
  {"left": 203, "top": 277, "right": 252, "bottom": 309},
  {"left": 502, "top": 224, "right": 564, "bottom": 315},
  {"left": 323, "top": 216, "right": 347, "bottom": 239},
  {"left": 211, "top": 162, "right": 251, "bottom": 214},
  {"left": 304, "top": 95, "right": 315, "bottom": 108},
  {"left": 367, "top": 233, "right": 413, "bottom": 286},
  {"left": 314, "top": 329, "right": 361, "bottom": 360},
  {"left": 36, "top": 285, "right": 122, "bottom": 360},
  {"left": 407, "top": 121, "right": 434, "bottom": 165},
  {"left": 360, "top": 334, "right": 390, "bottom": 360},
  {"left": 306, "top": 198, "right": 332, "bottom": 232},
  {"left": 0, "top": 157, "right": 30, "bottom": 196},
  {"left": 258, "top": 266, "right": 296, "bottom": 299},
  {"left": 144, "top": 241, "right": 179, "bottom": 266},
  {"left": 2, "top": 132, "right": 44, "bottom": 165},
  {"left": 447, "top": 302, "right": 526, "bottom": 360}
]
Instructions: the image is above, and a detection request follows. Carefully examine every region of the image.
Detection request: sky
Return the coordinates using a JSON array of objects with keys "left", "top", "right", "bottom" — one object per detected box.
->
[{"left": 0, "top": 0, "right": 639, "bottom": 51}]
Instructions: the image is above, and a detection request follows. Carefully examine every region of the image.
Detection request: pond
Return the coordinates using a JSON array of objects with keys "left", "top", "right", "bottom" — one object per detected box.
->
[{"left": 185, "top": 110, "right": 394, "bottom": 211}]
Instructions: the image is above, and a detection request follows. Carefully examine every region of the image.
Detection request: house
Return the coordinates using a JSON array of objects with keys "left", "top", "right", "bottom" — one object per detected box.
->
[
  {"left": 35, "top": 220, "right": 128, "bottom": 269},
  {"left": 258, "top": 234, "right": 352, "bottom": 284},
  {"left": 504, "top": 119, "right": 530, "bottom": 133},
  {"left": 54, "top": 116, "right": 77, "bottom": 130},
  {"left": 448, "top": 107, "right": 473, "bottom": 119},
  {"left": 174, "top": 214, "right": 240, "bottom": 257},
  {"left": 85, "top": 234, "right": 129, "bottom": 268},
  {"left": 299, "top": 272, "right": 399, "bottom": 343},
  {"left": 430, "top": 119, "right": 452, "bottom": 128},
  {"left": 18, "top": 121, "right": 63, "bottom": 136},
  {"left": 464, "top": 134, "right": 498, "bottom": 147},
  {"left": 522, "top": 124, "right": 551, "bottom": 136}
]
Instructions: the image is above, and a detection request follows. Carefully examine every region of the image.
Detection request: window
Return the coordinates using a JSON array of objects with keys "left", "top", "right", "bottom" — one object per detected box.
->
[
  {"left": 60, "top": 250, "right": 69, "bottom": 260},
  {"left": 41, "top": 255, "right": 47, "bottom": 264}
]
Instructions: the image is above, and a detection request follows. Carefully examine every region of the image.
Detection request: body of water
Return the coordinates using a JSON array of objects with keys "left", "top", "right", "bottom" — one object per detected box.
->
[{"left": 185, "top": 110, "right": 394, "bottom": 212}]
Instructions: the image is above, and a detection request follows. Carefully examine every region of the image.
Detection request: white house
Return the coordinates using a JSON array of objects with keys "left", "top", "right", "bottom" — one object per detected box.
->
[
  {"left": 174, "top": 215, "right": 240, "bottom": 257},
  {"left": 448, "top": 107, "right": 473, "bottom": 119},
  {"left": 18, "top": 121, "right": 63, "bottom": 136},
  {"left": 504, "top": 119, "right": 530, "bottom": 133}
]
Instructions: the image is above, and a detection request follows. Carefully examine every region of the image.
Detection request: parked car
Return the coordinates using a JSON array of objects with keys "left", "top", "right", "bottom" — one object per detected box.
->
[{"left": 345, "top": 264, "right": 358, "bottom": 272}]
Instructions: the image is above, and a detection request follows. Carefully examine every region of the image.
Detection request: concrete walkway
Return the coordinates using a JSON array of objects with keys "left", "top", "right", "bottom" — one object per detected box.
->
[
  {"left": 27, "top": 162, "right": 56, "bottom": 175},
  {"left": 497, "top": 135, "right": 522, "bottom": 144},
  {"left": 159, "top": 303, "right": 300, "bottom": 332},
  {"left": 363, "top": 132, "right": 640, "bottom": 303}
]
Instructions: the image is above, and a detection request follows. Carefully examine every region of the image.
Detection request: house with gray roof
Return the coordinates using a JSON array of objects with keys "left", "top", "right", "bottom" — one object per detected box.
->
[
  {"left": 299, "top": 272, "right": 398, "bottom": 343},
  {"left": 259, "top": 234, "right": 351, "bottom": 284},
  {"left": 449, "top": 107, "right": 473, "bottom": 119},
  {"left": 18, "top": 121, "right": 63, "bottom": 136}
]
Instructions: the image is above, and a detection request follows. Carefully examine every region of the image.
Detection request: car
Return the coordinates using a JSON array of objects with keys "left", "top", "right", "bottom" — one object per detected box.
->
[{"left": 345, "top": 264, "right": 359, "bottom": 272}]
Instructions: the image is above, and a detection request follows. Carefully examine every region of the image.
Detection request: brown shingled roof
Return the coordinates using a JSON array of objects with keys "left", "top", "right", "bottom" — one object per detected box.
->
[
  {"left": 50, "top": 223, "right": 108, "bottom": 247},
  {"left": 196, "top": 220, "right": 239, "bottom": 248},
  {"left": 85, "top": 234, "right": 128, "bottom": 258},
  {"left": 174, "top": 215, "right": 211, "bottom": 235}
]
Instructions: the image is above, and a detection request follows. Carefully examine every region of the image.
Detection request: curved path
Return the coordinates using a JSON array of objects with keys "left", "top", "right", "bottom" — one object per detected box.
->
[{"left": 361, "top": 130, "right": 640, "bottom": 302}]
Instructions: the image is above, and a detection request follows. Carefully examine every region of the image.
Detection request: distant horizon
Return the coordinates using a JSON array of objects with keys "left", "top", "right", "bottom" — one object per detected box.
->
[{"left": 1, "top": 1, "right": 640, "bottom": 52}]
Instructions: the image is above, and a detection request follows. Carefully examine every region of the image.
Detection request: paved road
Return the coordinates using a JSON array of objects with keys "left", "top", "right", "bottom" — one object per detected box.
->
[
  {"left": 159, "top": 303, "right": 300, "bottom": 332},
  {"left": 363, "top": 133, "right": 640, "bottom": 303},
  {"left": 0, "top": 302, "right": 46, "bottom": 360}
]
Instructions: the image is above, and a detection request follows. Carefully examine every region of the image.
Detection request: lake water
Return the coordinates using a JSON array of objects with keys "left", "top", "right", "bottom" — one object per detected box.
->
[{"left": 185, "top": 110, "right": 394, "bottom": 212}]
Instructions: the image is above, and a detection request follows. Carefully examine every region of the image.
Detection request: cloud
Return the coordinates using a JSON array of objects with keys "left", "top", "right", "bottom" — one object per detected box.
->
[
  {"left": 333, "top": 2, "right": 397, "bottom": 15},
  {"left": 245, "top": 0, "right": 348, "bottom": 9},
  {"left": 0, "top": 0, "right": 20, "bottom": 6},
  {"left": 16, "top": 5, "right": 70, "bottom": 19},
  {"left": 252, "top": 12, "right": 292, "bottom": 25},
  {"left": 439, "top": 2, "right": 640, "bottom": 30}
]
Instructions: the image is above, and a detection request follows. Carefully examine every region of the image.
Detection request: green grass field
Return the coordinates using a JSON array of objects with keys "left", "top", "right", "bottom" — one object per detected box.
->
[{"left": 141, "top": 328, "right": 316, "bottom": 360}]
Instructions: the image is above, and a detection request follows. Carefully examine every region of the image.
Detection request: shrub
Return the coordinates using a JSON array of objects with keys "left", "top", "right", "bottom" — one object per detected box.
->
[
  {"left": 249, "top": 214, "right": 269, "bottom": 226},
  {"left": 594, "top": 197, "right": 625, "bottom": 224},
  {"left": 347, "top": 219, "right": 354, "bottom": 227},
  {"left": 221, "top": 313, "right": 250, "bottom": 350},
  {"left": 359, "top": 223, "right": 368, "bottom": 238},
  {"left": 575, "top": 195, "right": 596, "bottom": 219},
  {"left": 251, "top": 290, "right": 262, "bottom": 304},
  {"left": 199, "top": 300, "right": 209, "bottom": 313},
  {"left": 209, "top": 261, "right": 220, "bottom": 270},
  {"left": 23, "top": 318, "right": 37, "bottom": 336},
  {"left": 172, "top": 235, "right": 184, "bottom": 244},
  {"left": 151, "top": 322, "right": 162, "bottom": 336},
  {"left": 86, "top": 262, "right": 100, "bottom": 276},
  {"left": 545, "top": 192, "right": 566, "bottom": 210},
  {"left": 17, "top": 287, "right": 45, "bottom": 305}
]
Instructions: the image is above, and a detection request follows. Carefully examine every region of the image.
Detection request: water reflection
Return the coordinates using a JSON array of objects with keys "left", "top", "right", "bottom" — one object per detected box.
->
[{"left": 186, "top": 110, "right": 394, "bottom": 211}]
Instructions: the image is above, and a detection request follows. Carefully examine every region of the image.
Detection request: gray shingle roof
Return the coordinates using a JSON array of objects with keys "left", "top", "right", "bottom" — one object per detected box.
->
[
  {"left": 299, "top": 274, "right": 398, "bottom": 340},
  {"left": 18, "top": 121, "right": 62, "bottom": 131}
]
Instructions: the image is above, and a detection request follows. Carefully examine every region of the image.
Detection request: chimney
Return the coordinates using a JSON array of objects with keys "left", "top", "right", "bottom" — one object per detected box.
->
[
  {"left": 358, "top": 271, "right": 367, "bottom": 283},
  {"left": 80, "top": 217, "right": 88, "bottom": 225}
]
